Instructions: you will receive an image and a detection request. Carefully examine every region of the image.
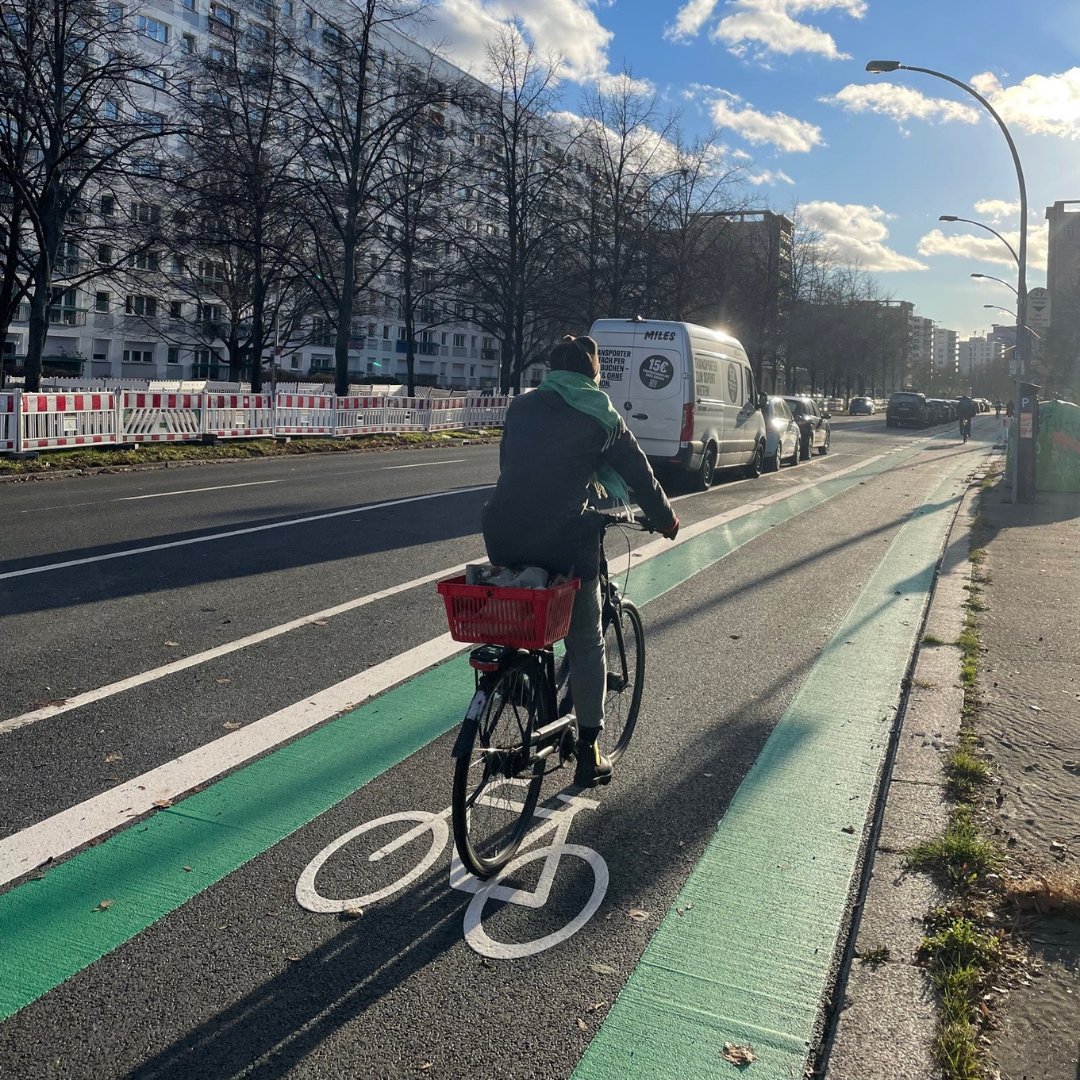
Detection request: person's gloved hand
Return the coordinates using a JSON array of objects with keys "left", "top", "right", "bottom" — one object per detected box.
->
[{"left": 662, "top": 515, "right": 679, "bottom": 541}]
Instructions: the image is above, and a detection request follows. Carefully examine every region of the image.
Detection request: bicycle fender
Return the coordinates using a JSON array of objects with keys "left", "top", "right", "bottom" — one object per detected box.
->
[{"left": 452, "top": 689, "right": 486, "bottom": 758}]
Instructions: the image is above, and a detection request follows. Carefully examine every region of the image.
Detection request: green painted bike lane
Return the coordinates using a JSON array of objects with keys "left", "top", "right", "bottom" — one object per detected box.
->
[
  {"left": 0, "top": 440, "right": 967, "bottom": 1023},
  {"left": 573, "top": 451, "right": 977, "bottom": 1079}
]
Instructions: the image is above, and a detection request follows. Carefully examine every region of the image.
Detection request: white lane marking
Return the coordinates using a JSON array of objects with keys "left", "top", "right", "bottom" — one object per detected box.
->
[
  {"left": 0, "top": 634, "right": 466, "bottom": 888},
  {"left": 118, "top": 480, "right": 283, "bottom": 500},
  {"left": 0, "top": 559, "right": 473, "bottom": 735},
  {"left": 0, "top": 449, "right": 909, "bottom": 883},
  {"left": 382, "top": 460, "right": 466, "bottom": 470},
  {"left": 0, "top": 484, "right": 493, "bottom": 582},
  {"left": 1, "top": 450, "right": 894, "bottom": 736}
]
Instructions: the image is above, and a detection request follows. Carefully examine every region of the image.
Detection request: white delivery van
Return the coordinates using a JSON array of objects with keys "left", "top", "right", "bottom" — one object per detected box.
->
[{"left": 589, "top": 317, "right": 767, "bottom": 489}]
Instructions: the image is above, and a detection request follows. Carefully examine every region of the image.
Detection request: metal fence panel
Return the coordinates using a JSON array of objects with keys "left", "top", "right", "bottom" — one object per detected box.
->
[
  {"left": 19, "top": 392, "right": 119, "bottom": 451},
  {"left": 120, "top": 391, "right": 203, "bottom": 443},
  {"left": 204, "top": 393, "right": 274, "bottom": 438}
]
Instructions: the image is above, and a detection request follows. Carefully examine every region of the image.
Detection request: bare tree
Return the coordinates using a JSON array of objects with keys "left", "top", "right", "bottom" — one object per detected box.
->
[
  {"left": 0, "top": 0, "right": 174, "bottom": 389},
  {"left": 452, "top": 27, "right": 575, "bottom": 392},
  {"left": 287, "top": 0, "right": 439, "bottom": 396}
]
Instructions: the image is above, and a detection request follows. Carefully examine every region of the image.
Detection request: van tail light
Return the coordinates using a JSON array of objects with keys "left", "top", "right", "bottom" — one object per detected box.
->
[{"left": 679, "top": 402, "right": 695, "bottom": 443}]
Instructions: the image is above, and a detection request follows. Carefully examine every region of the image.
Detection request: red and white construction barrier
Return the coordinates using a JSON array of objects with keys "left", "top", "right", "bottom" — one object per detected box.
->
[
  {"left": 19, "top": 392, "right": 118, "bottom": 451},
  {"left": 335, "top": 396, "right": 387, "bottom": 436},
  {"left": 273, "top": 393, "right": 335, "bottom": 435},
  {"left": 204, "top": 393, "right": 274, "bottom": 438},
  {"left": 383, "top": 397, "right": 426, "bottom": 433},
  {"left": 120, "top": 391, "right": 203, "bottom": 443},
  {"left": 0, "top": 391, "right": 17, "bottom": 452}
]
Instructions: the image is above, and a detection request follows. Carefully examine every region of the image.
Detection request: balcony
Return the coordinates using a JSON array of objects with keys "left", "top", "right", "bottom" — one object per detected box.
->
[
  {"left": 395, "top": 340, "right": 439, "bottom": 356},
  {"left": 48, "top": 306, "right": 88, "bottom": 326}
]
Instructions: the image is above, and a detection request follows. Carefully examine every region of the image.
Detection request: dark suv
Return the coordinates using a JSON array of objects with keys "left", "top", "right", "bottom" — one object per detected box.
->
[{"left": 886, "top": 392, "right": 929, "bottom": 429}]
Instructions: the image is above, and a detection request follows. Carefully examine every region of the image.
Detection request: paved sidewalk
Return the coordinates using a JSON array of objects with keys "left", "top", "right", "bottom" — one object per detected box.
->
[{"left": 823, "top": 467, "right": 1080, "bottom": 1079}]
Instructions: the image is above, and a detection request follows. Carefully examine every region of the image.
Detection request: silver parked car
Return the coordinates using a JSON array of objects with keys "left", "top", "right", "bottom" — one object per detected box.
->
[{"left": 763, "top": 396, "right": 801, "bottom": 471}]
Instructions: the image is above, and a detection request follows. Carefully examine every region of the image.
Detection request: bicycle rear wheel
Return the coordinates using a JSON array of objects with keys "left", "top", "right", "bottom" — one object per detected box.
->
[
  {"left": 601, "top": 599, "right": 645, "bottom": 764},
  {"left": 452, "top": 656, "right": 547, "bottom": 879}
]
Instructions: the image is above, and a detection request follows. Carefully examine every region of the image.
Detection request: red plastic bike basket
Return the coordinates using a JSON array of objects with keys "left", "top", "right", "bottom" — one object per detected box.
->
[{"left": 437, "top": 575, "right": 581, "bottom": 648}]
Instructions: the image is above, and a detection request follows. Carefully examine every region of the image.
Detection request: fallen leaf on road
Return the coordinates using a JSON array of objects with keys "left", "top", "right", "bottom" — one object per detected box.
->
[
  {"left": 722, "top": 1042, "right": 756, "bottom": 1066},
  {"left": 286, "top": 954, "right": 302, "bottom": 962},
  {"left": 729, "top": 634, "right": 741, "bottom": 640},
  {"left": 585, "top": 1001, "right": 605, "bottom": 1013},
  {"left": 589, "top": 962, "right": 618, "bottom": 976},
  {"left": 223, "top": 721, "right": 242, "bottom": 730},
  {"left": 628, "top": 908, "right": 650, "bottom": 922},
  {"left": 418, "top": 1064, "right": 433, "bottom": 1073},
  {"left": 29, "top": 699, "right": 67, "bottom": 709},
  {"left": 104, "top": 752, "right": 123, "bottom": 763},
  {"left": 216, "top": 678, "right": 232, "bottom": 686},
  {"left": 164, "top": 641, "right": 180, "bottom": 648},
  {"left": 94, "top": 899, "right": 113, "bottom": 911},
  {"left": 341, "top": 907, "right": 364, "bottom": 919},
  {"left": 153, "top": 799, "right": 173, "bottom": 809},
  {"left": 183, "top": 866, "right": 193, "bottom": 872},
  {"left": 312, "top": 619, "right": 329, "bottom": 626},
  {"left": 841, "top": 825, "right": 856, "bottom": 834},
  {"left": 576, "top": 1018, "right": 589, "bottom": 1031}
]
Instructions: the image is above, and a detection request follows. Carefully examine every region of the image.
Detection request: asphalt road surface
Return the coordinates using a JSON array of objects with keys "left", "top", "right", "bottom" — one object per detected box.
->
[{"left": 0, "top": 413, "right": 994, "bottom": 1079}]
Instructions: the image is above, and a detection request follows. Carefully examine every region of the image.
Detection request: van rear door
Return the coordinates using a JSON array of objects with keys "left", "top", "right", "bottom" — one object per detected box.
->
[{"left": 597, "top": 329, "right": 684, "bottom": 459}]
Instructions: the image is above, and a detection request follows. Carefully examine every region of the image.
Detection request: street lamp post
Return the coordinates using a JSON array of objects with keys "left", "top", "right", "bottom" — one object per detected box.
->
[
  {"left": 939, "top": 215, "right": 1020, "bottom": 267},
  {"left": 971, "top": 272, "right": 1018, "bottom": 297},
  {"left": 867, "top": 60, "right": 1034, "bottom": 502}
]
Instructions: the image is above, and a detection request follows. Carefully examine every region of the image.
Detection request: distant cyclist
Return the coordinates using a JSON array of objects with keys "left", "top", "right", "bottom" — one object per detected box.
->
[{"left": 956, "top": 394, "right": 977, "bottom": 442}]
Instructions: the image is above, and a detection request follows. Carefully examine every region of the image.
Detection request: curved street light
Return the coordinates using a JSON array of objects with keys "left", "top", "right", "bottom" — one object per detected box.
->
[
  {"left": 939, "top": 215, "right": 1020, "bottom": 267},
  {"left": 984, "top": 305, "right": 1042, "bottom": 339},
  {"left": 971, "top": 272, "right": 1018, "bottom": 296},
  {"left": 867, "top": 58, "right": 1031, "bottom": 501}
]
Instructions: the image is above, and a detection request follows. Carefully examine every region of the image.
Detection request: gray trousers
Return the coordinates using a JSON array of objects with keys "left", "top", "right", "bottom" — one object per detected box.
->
[{"left": 565, "top": 577, "right": 605, "bottom": 730}]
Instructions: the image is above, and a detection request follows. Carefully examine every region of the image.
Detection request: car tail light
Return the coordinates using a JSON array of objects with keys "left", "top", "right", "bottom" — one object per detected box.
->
[{"left": 679, "top": 402, "right": 694, "bottom": 443}]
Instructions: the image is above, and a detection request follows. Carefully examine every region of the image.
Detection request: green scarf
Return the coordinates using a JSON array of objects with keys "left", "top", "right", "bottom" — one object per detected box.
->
[{"left": 537, "top": 369, "right": 630, "bottom": 503}]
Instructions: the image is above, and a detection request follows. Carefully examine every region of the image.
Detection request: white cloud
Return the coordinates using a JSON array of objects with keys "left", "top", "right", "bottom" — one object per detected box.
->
[
  {"left": 745, "top": 168, "right": 795, "bottom": 186},
  {"left": 973, "top": 199, "right": 1021, "bottom": 223},
  {"left": 822, "top": 83, "right": 980, "bottom": 126},
  {"left": 708, "top": 93, "right": 824, "bottom": 152},
  {"left": 917, "top": 224, "right": 1050, "bottom": 270},
  {"left": 801, "top": 201, "right": 928, "bottom": 272},
  {"left": 972, "top": 68, "right": 1080, "bottom": 140},
  {"left": 665, "top": 0, "right": 865, "bottom": 61},
  {"left": 417, "top": 0, "right": 614, "bottom": 85}
]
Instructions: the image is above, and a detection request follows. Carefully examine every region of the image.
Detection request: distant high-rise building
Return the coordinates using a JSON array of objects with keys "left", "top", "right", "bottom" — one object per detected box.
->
[
  {"left": 932, "top": 327, "right": 959, "bottom": 376},
  {"left": 1044, "top": 201, "right": 1080, "bottom": 388},
  {"left": 909, "top": 316, "right": 934, "bottom": 385}
]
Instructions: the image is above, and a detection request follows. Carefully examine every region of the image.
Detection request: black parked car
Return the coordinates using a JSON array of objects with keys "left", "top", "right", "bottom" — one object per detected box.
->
[
  {"left": 783, "top": 395, "right": 831, "bottom": 458},
  {"left": 926, "top": 398, "right": 953, "bottom": 424},
  {"left": 886, "top": 392, "right": 930, "bottom": 428}
]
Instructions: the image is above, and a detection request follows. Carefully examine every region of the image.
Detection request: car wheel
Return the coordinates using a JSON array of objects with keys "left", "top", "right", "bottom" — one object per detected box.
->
[
  {"left": 788, "top": 440, "right": 800, "bottom": 466},
  {"left": 766, "top": 444, "right": 781, "bottom": 472},
  {"left": 694, "top": 443, "right": 716, "bottom": 491},
  {"left": 800, "top": 432, "right": 813, "bottom": 461},
  {"left": 819, "top": 430, "right": 830, "bottom": 455},
  {"left": 744, "top": 440, "right": 764, "bottom": 479}
]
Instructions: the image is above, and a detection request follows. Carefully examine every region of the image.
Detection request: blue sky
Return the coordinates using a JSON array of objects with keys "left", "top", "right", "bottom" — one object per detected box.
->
[{"left": 418, "top": 0, "right": 1080, "bottom": 340}]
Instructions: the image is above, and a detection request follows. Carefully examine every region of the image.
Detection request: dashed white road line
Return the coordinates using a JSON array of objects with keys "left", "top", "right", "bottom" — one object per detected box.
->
[
  {"left": 0, "top": 484, "right": 493, "bottom": 582},
  {"left": 382, "top": 460, "right": 466, "bottom": 470},
  {"left": 118, "top": 480, "right": 283, "bottom": 500}
]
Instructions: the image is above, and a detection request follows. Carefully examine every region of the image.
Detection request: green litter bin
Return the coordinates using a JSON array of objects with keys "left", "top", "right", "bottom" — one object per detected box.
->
[{"left": 1036, "top": 399, "right": 1080, "bottom": 493}]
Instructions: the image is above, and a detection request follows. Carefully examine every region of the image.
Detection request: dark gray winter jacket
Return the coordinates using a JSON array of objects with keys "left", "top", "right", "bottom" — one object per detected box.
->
[{"left": 482, "top": 389, "right": 676, "bottom": 581}]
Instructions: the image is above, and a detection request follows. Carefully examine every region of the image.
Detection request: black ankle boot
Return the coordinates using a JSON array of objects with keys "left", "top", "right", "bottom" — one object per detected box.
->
[{"left": 574, "top": 729, "right": 613, "bottom": 787}]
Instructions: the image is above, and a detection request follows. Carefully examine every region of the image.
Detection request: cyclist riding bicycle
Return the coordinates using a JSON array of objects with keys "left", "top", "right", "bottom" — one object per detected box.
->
[
  {"left": 956, "top": 394, "right": 977, "bottom": 439},
  {"left": 481, "top": 335, "right": 679, "bottom": 788}
]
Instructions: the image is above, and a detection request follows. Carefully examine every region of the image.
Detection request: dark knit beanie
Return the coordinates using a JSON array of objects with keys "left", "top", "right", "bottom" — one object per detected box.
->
[{"left": 548, "top": 335, "right": 600, "bottom": 380}]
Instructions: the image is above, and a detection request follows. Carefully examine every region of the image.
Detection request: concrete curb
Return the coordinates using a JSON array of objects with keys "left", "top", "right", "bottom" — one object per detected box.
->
[{"left": 822, "top": 465, "right": 991, "bottom": 1079}]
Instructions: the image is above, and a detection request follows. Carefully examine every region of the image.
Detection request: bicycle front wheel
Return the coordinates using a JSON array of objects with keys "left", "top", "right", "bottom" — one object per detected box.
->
[
  {"left": 452, "top": 657, "right": 547, "bottom": 879},
  {"left": 601, "top": 599, "right": 645, "bottom": 764}
]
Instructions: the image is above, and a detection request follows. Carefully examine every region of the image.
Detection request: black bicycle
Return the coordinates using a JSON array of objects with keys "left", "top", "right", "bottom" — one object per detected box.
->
[
  {"left": 438, "top": 513, "right": 650, "bottom": 879},
  {"left": 959, "top": 415, "right": 972, "bottom": 442}
]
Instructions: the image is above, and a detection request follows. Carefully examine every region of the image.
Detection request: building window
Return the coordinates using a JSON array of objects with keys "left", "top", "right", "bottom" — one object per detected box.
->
[
  {"left": 453, "top": 333, "right": 465, "bottom": 348},
  {"left": 132, "top": 250, "right": 160, "bottom": 271},
  {"left": 209, "top": 2, "right": 234, "bottom": 27},
  {"left": 169, "top": 300, "right": 183, "bottom": 320},
  {"left": 181, "top": 32, "right": 196, "bottom": 52},
  {"left": 197, "top": 303, "right": 223, "bottom": 323},
  {"left": 304, "top": 9, "right": 315, "bottom": 28},
  {"left": 136, "top": 14, "right": 169, "bottom": 42},
  {"left": 382, "top": 325, "right": 390, "bottom": 339},
  {"left": 282, "top": 0, "right": 293, "bottom": 14},
  {"left": 132, "top": 201, "right": 161, "bottom": 225},
  {"left": 97, "top": 243, "right": 112, "bottom": 263},
  {"left": 99, "top": 194, "right": 115, "bottom": 217},
  {"left": 251, "top": 0, "right": 272, "bottom": 15},
  {"left": 106, "top": 1, "right": 123, "bottom": 22},
  {"left": 167, "top": 347, "right": 181, "bottom": 364},
  {"left": 143, "top": 67, "right": 166, "bottom": 89},
  {"left": 125, "top": 294, "right": 158, "bottom": 317},
  {"left": 182, "top": 0, "right": 196, "bottom": 9},
  {"left": 95, "top": 291, "right": 110, "bottom": 313},
  {"left": 134, "top": 109, "right": 164, "bottom": 131},
  {"left": 397, "top": 326, "right": 407, "bottom": 341},
  {"left": 102, "top": 99, "right": 119, "bottom": 121},
  {"left": 123, "top": 348, "right": 154, "bottom": 363}
]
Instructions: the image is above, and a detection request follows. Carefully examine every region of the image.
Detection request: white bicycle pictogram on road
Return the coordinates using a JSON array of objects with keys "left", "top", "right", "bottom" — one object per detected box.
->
[{"left": 295, "top": 778, "right": 609, "bottom": 959}]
